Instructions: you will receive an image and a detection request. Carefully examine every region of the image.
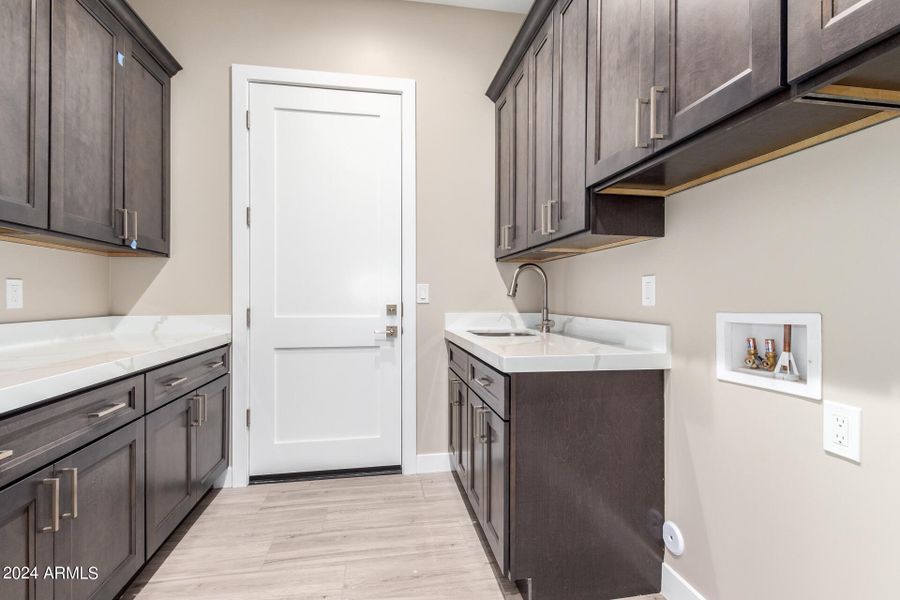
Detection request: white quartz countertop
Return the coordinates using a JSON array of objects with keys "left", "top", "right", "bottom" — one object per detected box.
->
[
  {"left": 445, "top": 313, "right": 671, "bottom": 373},
  {"left": 0, "top": 315, "right": 231, "bottom": 415}
]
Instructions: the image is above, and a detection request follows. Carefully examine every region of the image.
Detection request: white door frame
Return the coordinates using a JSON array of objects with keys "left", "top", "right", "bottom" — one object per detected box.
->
[{"left": 229, "top": 64, "right": 417, "bottom": 487}]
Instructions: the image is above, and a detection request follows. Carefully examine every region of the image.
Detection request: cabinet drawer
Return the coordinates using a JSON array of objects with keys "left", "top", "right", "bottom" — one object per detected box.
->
[
  {"left": 447, "top": 342, "right": 469, "bottom": 380},
  {"left": 0, "top": 375, "right": 144, "bottom": 489},
  {"left": 468, "top": 357, "right": 508, "bottom": 420},
  {"left": 146, "top": 346, "right": 229, "bottom": 412}
]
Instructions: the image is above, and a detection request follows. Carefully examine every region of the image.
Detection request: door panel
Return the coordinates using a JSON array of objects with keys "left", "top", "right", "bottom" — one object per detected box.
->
[
  {"left": 553, "top": 0, "right": 588, "bottom": 238},
  {"left": 145, "top": 395, "right": 194, "bottom": 557},
  {"left": 249, "top": 82, "right": 402, "bottom": 476},
  {"left": 458, "top": 377, "right": 470, "bottom": 485},
  {"left": 586, "top": 0, "right": 654, "bottom": 186},
  {"left": 481, "top": 407, "right": 509, "bottom": 574},
  {"left": 495, "top": 84, "right": 512, "bottom": 257},
  {"left": 466, "top": 393, "right": 486, "bottom": 517},
  {"left": 124, "top": 40, "right": 169, "bottom": 253},
  {"left": 54, "top": 421, "right": 144, "bottom": 600},
  {"left": 194, "top": 376, "right": 229, "bottom": 494},
  {"left": 0, "top": 0, "right": 50, "bottom": 228},
  {"left": 510, "top": 65, "right": 529, "bottom": 254},
  {"left": 527, "top": 17, "right": 555, "bottom": 247},
  {"left": 788, "top": 0, "right": 900, "bottom": 81},
  {"left": 0, "top": 468, "right": 54, "bottom": 600},
  {"left": 655, "top": 0, "right": 782, "bottom": 146},
  {"left": 49, "top": 0, "right": 126, "bottom": 244},
  {"left": 448, "top": 372, "right": 461, "bottom": 470}
]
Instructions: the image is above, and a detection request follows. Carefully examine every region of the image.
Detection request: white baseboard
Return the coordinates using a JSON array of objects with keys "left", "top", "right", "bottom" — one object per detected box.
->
[
  {"left": 662, "top": 564, "right": 706, "bottom": 600},
  {"left": 416, "top": 452, "right": 452, "bottom": 473}
]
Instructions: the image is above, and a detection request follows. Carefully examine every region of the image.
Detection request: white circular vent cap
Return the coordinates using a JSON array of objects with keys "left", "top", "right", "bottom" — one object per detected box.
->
[{"left": 662, "top": 521, "right": 685, "bottom": 556}]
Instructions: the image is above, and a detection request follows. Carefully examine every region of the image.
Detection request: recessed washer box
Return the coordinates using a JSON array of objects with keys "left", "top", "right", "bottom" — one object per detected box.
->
[{"left": 716, "top": 312, "right": 822, "bottom": 400}]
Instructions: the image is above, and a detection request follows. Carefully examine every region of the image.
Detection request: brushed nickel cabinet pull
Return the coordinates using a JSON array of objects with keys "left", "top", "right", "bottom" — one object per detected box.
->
[
  {"left": 634, "top": 97, "right": 649, "bottom": 148},
  {"left": 449, "top": 380, "right": 460, "bottom": 406},
  {"left": 88, "top": 402, "right": 127, "bottom": 418},
  {"left": 200, "top": 394, "right": 208, "bottom": 425},
  {"left": 117, "top": 207, "right": 129, "bottom": 240},
  {"left": 479, "top": 409, "right": 489, "bottom": 445},
  {"left": 547, "top": 200, "right": 558, "bottom": 234},
  {"left": 650, "top": 86, "right": 666, "bottom": 140},
  {"left": 190, "top": 396, "right": 201, "bottom": 428},
  {"left": 0, "top": 450, "right": 13, "bottom": 462},
  {"left": 42, "top": 478, "right": 60, "bottom": 533},
  {"left": 206, "top": 361, "right": 225, "bottom": 369},
  {"left": 474, "top": 376, "right": 493, "bottom": 389},
  {"left": 60, "top": 468, "right": 78, "bottom": 520},
  {"left": 165, "top": 377, "right": 188, "bottom": 388},
  {"left": 131, "top": 210, "right": 138, "bottom": 242}
]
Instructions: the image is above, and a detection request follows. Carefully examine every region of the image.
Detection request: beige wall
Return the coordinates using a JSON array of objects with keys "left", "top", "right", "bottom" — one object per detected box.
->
[
  {"left": 0, "top": 243, "right": 109, "bottom": 323},
  {"left": 544, "top": 118, "right": 900, "bottom": 599},
  {"left": 117, "top": 0, "right": 536, "bottom": 453}
]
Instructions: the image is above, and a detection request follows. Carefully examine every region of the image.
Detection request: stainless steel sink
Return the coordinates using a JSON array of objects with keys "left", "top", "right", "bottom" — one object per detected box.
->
[{"left": 467, "top": 330, "right": 537, "bottom": 337}]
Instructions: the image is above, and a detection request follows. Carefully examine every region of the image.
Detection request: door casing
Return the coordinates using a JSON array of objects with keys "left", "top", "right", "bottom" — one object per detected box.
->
[{"left": 229, "top": 64, "right": 417, "bottom": 486}]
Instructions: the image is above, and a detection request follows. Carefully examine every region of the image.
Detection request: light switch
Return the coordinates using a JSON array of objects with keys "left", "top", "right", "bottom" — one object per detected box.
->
[
  {"left": 5, "top": 278, "right": 23, "bottom": 310},
  {"left": 823, "top": 401, "right": 861, "bottom": 463},
  {"left": 416, "top": 283, "right": 430, "bottom": 304},
  {"left": 641, "top": 275, "right": 656, "bottom": 307}
]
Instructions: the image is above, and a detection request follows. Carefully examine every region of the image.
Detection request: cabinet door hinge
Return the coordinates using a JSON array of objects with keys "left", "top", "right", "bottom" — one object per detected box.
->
[
  {"left": 246, "top": 408, "right": 251, "bottom": 428},
  {"left": 246, "top": 307, "right": 251, "bottom": 328},
  {"left": 245, "top": 110, "right": 251, "bottom": 130},
  {"left": 246, "top": 206, "right": 251, "bottom": 227}
]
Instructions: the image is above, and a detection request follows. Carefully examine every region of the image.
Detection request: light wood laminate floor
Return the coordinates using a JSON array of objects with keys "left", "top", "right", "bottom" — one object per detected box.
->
[{"left": 122, "top": 473, "right": 665, "bottom": 600}]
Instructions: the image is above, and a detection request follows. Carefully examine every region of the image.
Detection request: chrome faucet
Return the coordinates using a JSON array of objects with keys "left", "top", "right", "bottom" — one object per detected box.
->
[{"left": 507, "top": 263, "right": 554, "bottom": 334}]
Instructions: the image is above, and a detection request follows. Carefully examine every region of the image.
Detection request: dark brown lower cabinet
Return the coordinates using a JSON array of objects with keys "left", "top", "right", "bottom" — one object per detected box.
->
[
  {"left": 447, "top": 341, "right": 663, "bottom": 600},
  {"left": 0, "top": 467, "right": 55, "bottom": 600},
  {"left": 448, "top": 372, "right": 463, "bottom": 474},
  {"left": 145, "top": 374, "right": 229, "bottom": 557},
  {"left": 54, "top": 421, "right": 145, "bottom": 600}
]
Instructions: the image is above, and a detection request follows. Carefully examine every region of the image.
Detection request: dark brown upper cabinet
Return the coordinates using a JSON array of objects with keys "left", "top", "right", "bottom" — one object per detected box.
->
[
  {"left": 526, "top": 15, "right": 555, "bottom": 249},
  {"left": 495, "top": 63, "right": 529, "bottom": 259},
  {"left": 651, "top": 0, "right": 783, "bottom": 149},
  {"left": 49, "top": 0, "right": 128, "bottom": 246},
  {"left": 0, "top": 0, "right": 51, "bottom": 230},
  {"left": 585, "top": 0, "right": 653, "bottom": 191},
  {"left": 788, "top": 0, "right": 900, "bottom": 83},
  {"left": 0, "top": 0, "right": 180, "bottom": 256}
]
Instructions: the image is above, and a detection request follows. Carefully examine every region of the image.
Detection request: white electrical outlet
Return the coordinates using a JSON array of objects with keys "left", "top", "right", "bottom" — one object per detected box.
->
[
  {"left": 5, "top": 278, "right": 23, "bottom": 310},
  {"left": 416, "top": 283, "right": 430, "bottom": 304},
  {"left": 641, "top": 275, "right": 656, "bottom": 307},
  {"left": 823, "top": 401, "right": 861, "bottom": 462}
]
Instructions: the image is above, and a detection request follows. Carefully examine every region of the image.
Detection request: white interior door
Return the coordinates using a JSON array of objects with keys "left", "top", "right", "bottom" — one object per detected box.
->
[{"left": 248, "top": 82, "right": 402, "bottom": 476}]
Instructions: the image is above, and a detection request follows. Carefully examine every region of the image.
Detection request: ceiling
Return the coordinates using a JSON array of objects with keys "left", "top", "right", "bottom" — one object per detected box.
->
[{"left": 402, "top": 0, "right": 531, "bottom": 14}]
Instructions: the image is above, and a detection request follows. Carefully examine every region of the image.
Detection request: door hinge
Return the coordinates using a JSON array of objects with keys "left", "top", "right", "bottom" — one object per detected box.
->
[
  {"left": 245, "top": 307, "right": 251, "bottom": 328},
  {"left": 245, "top": 110, "right": 251, "bottom": 130},
  {"left": 246, "top": 408, "right": 251, "bottom": 428},
  {"left": 246, "top": 206, "right": 251, "bottom": 227}
]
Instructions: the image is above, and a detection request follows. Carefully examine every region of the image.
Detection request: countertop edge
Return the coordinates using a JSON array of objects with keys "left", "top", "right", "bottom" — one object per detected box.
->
[{"left": 0, "top": 333, "right": 232, "bottom": 416}]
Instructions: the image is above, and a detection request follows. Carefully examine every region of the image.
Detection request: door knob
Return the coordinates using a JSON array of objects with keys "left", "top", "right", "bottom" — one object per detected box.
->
[{"left": 374, "top": 326, "right": 398, "bottom": 338}]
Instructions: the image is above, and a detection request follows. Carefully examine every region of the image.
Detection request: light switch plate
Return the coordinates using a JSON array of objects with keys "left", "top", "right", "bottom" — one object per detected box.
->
[
  {"left": 641, "top": 275, "right": 656, "bottom": 307},
  {"left": 416, "top": 283, "right": 430, "bottom": 304},
  {"left": 5, "top": 278, "right": 23, "bottom": 310},
  {"left": 823, "top": 401, "right": 861, "bottom": 463}
]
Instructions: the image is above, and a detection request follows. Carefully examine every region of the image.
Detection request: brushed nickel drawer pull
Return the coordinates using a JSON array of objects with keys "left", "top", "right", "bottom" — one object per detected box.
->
[
  {"left": 634, "top": 97, "right": 649, "bottom": 148},
  {"left": 190, "top": 396, "right": 202, "bottom": 427},
  {"left": 165, "top": 377, "right": 188, "bottom": 388},
  {"left": 206, "top": 361, "right": 225, "bottom": 369},
  {"left": 479, "top": 409, "right": 489, "bottom": 445},
  {"left": 42, "top": 478, "right": 60, "bottom": 533},
  {"left": 60, "top": 468, "right": 78, "bottom": 520},
  {"left": 0, "top": 450, "right": 13, "bottom": 462},
  {"left": 200, "top": 394, "right": 208, "bottom": 425},
  {"left": 474, "top": 376, "right": 493, "bottom": 388},
  {"left": 547, "top": 200, "right": 558, "bottom": 234},
  {"left": 650, "top": 85, "right": 667, "bottom": 140},
  {"left": 88, "top": 402, "right": 127, "bottom": 418}
]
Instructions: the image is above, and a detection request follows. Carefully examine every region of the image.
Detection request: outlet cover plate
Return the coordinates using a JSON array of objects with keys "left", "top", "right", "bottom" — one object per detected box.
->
[
  {"left": 823, "top": 400, "right": 861, "bottom": 463},
  {"left": 641, "top": 275, "right": 656, "bottom": 307},
  {"left": 5, "top": 278, "right": 23, "bottom": 310}
]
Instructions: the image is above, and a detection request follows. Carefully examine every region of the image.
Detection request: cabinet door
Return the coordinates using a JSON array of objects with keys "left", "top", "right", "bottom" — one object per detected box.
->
[
  {"left": 0, "top": 467, "right": 54, "bottom": 600},
  {"left": 145, "top": 395, "right": 196, "bottom": 557},
  {"left": 788, "top": 0, "right": 900, "bottom": 82},
  {"left": 496, "top": 63, "right": 529, "bottom": 258},
  {"left": 481, "top": 406, "right": 509, "bottom": 574},
  {"left": 585, "top": 0, "right": 654, "bottom": 186},
  {"left": 466, "top": 393, "right": 486, "bottom": 517},
  {"left": 0, "top": 0, "right": 50, "bottom": 229},
  {"left": 448, "top": 372, "right": 462, "bottom": 470},
  {"left": 495, "top": 80, "right": 513, "bottom": 258},
  {"left": 124, "top": 39, "right": 170, "bottom": 254},
  {"left": 552, "top": 0, "right": 589, "bottom": 238},
  {"left": 193, "top": 376, "right": 229, "bottom": 496},
  {"left": 653, "top": 0, "right": 782, "bottom": 147},
  {"left": 54, "top": 421, "right": 144, "bottom": 600},
  {"left": 526, "top": 16, "right": 556, "bottom": 248},
  {"left": 457, "top": 377, "right": 470, "bottom": 485},
  {"left": 49, "top": 0, "right": 127, "bottom": 245}
]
